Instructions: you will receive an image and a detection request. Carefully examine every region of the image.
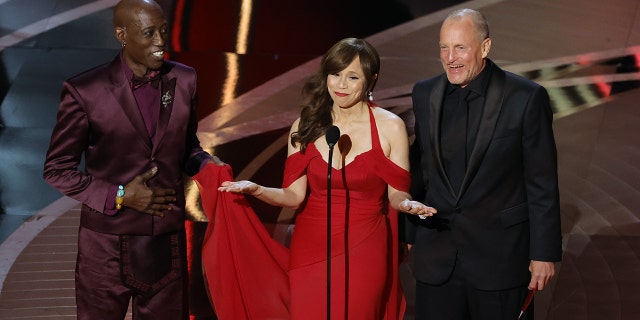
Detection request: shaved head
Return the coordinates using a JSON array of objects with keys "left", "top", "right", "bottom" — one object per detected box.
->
[{"left": 114, "top": 0, "right": 163, "bottom": 29}]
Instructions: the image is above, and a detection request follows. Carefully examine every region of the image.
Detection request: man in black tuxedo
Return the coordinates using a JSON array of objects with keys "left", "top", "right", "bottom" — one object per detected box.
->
[{"left": 407, "top": 8, "right": 562, "bottom": 319}]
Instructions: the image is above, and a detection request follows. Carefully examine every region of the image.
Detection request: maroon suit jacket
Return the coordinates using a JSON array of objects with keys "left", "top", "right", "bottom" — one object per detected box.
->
[{"left": 44, "top": 54, "right": 206, "bottom": 236}]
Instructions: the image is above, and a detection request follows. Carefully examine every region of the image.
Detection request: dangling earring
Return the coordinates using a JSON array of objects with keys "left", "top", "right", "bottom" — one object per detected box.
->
[{"left": 368, "top": 91, "right": 373, "bottom": 101}]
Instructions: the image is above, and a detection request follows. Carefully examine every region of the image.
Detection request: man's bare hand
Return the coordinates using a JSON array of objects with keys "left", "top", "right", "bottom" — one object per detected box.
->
[
  {"left": 122, "top": 167, "right": 176, "bottom": 216},
  {"left": 528, "top": 260, "right": 555, "bottom": 290}
]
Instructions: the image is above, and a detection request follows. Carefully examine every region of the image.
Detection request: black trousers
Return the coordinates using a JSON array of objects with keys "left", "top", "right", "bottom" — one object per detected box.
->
[{"left": 414, "top": 260, "right": 532, "bottom": 320}]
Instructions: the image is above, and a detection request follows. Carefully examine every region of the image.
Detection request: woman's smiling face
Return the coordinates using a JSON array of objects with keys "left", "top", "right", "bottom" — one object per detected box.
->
[{"left": 327, "top": 56, "right": 366, "bottom": 108}]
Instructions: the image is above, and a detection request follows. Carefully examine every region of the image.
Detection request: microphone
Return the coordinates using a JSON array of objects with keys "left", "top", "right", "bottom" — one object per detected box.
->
[
  {"left": 325, "top": 125, "right": 339, "bottom": 320},
  {"left": 326, "top": 125, "right": 340, "bottom": 148}
]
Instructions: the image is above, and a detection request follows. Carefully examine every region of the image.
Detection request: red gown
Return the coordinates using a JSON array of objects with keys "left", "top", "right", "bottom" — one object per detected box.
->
[{"left": 194, "top": 106, "right": 408, "bottom": 320}]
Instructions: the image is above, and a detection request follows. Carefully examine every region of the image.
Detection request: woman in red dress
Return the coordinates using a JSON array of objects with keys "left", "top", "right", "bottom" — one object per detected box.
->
[{"left": 196, "top": 38, "right": 436, "bottom": 320}]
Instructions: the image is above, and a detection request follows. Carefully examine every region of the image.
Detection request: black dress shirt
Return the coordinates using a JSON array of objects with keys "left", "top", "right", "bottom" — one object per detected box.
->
[{"left": 440, "top": 64, "right": 492, "bottom": 193}]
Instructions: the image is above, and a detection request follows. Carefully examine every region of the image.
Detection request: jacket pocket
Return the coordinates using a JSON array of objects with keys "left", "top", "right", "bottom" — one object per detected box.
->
[{"left": 500, "top": 203, "right": 528, "bottom": 228}]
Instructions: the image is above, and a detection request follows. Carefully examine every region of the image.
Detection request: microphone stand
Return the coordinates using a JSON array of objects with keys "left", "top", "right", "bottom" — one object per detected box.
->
[
  {"left": 326, "top": 143, "right": 334, "bottom": 320},
  {"left": 325, "top": 125, "right": 340, "bottom": 320}
]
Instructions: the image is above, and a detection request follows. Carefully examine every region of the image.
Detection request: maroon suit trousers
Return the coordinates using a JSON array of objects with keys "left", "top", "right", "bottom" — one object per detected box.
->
[{"left": 76, "top": 227, "right": 188, "bottom": 320}]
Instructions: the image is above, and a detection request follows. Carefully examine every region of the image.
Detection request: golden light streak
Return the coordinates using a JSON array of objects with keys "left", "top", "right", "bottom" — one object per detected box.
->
[
  {"left": 220, "top": 0, "right": 253, "bottom": 106},
  {"left": 236, "top": 0, "right": 253, "bottom": 54},
  {"left": 221, "top": 53, "right": 240, "bottom": 105}
]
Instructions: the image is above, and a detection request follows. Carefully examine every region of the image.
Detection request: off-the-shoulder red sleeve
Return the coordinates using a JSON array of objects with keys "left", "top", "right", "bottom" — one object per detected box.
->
[
  {"left": 282, "top": 149, "right": 315, "bottom": 188},
  {"left": 371, "top": 150, "right": 411, "bottom": 192}
]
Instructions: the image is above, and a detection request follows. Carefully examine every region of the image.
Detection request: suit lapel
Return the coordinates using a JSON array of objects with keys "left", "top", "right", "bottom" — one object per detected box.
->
[
  {"left": 110, "top": 59, "right": 152, "bottom": 149},
  {"left": 428, "top": 75, "right": 457, "bottom": 196},
  {"left": 152, "top": 75, "right": 176, "bottom": 150},
  {"left": 458, "top": 63, "right": 506, "bottom": 198}
]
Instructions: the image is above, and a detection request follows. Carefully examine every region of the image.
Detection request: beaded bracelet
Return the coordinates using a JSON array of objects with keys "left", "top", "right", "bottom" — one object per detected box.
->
[{"left": 115, "top": 185, "right": 125, "bottom": 210}]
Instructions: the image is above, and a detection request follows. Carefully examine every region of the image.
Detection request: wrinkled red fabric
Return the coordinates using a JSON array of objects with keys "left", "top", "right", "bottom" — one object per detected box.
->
[{"left": 193, "top": 164, "right": 290, "bottom": 319}]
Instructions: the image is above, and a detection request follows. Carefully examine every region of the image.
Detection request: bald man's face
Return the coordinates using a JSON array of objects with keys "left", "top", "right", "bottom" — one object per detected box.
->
[{"left": 115, "top": 4, "right": 168, "bottom": 76}]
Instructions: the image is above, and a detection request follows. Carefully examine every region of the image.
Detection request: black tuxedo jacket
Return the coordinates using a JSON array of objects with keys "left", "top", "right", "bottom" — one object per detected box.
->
[{"left": 407, "top": 59, "right": 562, "bottom": 290}]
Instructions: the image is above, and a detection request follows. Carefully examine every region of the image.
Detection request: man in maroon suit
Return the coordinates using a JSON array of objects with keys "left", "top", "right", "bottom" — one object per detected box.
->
[{"left": 43, "top": 0, "right": 220, "bottom": 319}]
